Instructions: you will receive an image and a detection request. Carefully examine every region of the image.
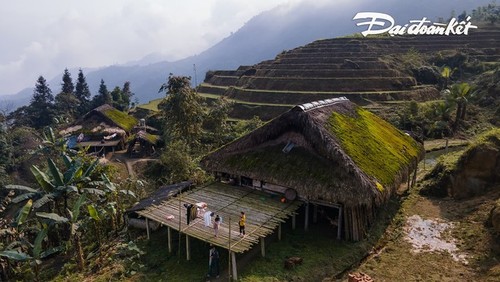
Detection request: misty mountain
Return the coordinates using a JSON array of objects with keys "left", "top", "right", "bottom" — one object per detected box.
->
[{"left": 2, "top": 0, "right": 492, "bottom": 109}]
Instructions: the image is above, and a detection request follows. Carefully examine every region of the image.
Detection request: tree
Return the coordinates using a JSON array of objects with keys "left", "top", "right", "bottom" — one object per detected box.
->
[
  {"left": 0, "top": 122, "right": 10, "bottom": 186},
  {"left": 60, "top": 69, "right": 74, "bottom": 95},
  {"left": 91, "top": 79, "right": 111, "bottom": 108},
  {"left": 121, "top": 81, "right": 133, "bottom": 109},
  {"left": 75, "top": 69, "right": 92, "bottom": 115},
  {"left": 110, "top": 86, "right": 123, "bottom": 110},
  {"left": 449, "top": 82, "right": 473, "bottom": 130},
  {"left": 440, "top": 66, "right": 455, "bottom": 90},
  {"left": 204, "top": 96, "right": 233, "bottom": 146},
  {"left": 54, "top": 69, "right": 78, "bottom": 120},
  {"left": 28, "top": 76, "right": 55, "bottom": 129},
  {"left": 158, "top": 75, "right": 204, "bottom": 147}
]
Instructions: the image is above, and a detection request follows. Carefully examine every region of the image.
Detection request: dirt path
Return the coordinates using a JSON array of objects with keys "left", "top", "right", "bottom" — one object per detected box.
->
[{"left": 111, "top": 151, "right": 157, "bottom": 178}]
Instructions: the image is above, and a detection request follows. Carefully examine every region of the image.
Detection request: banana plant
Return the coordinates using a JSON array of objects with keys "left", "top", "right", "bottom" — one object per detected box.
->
[
  {"left": 35, "top": 193, "right": 87, "bottom": 271},
  {"left": 5, "top": 154, "right": 100, "bottom": 214},
  {"left": 0, "top": 226, "right": 64, "bottom": 282}
]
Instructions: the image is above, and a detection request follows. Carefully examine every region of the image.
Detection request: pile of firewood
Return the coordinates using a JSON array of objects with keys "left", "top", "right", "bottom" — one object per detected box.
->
[{"left": 348, "top": 272, "right": 374, "bottom": 282}]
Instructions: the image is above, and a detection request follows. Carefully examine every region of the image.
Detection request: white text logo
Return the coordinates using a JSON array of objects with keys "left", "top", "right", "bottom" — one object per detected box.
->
[{"left": 353, "top": 12, "right": 478, "bottom": 37}]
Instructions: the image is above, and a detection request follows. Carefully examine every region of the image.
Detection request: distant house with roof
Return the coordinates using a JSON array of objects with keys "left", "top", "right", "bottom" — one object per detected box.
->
[
  {"left": 127, "top": 119, "right": 161, "bottom": 157},
  {"left": 61, "top": 104, "right": 138, "bottom": 155},
  {"left": 201, "top": 97, "right": 424, "bottom": 240}
]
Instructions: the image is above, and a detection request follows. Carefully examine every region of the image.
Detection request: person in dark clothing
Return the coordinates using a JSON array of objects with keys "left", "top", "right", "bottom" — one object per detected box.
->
[
  {"left": 207, "top": 245, "right": 220, "bottom": 278},
  {"left": 184, "top": 203, "right": 193, "bottom": 224}
]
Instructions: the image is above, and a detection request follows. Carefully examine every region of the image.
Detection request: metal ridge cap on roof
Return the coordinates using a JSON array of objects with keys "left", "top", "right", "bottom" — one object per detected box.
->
[{"left": 294, "top": 97, "right": 349, "bottom": 112}]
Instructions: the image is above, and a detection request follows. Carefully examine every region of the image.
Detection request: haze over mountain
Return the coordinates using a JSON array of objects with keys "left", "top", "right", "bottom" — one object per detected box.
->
[{"left": 1, "top": 0, "right": 492, "bottom": 109}]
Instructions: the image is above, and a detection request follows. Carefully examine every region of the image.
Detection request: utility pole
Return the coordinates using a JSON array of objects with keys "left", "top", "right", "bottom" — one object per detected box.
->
[{"left": 193, "top": 64, "right": 198, "bottom": 91}]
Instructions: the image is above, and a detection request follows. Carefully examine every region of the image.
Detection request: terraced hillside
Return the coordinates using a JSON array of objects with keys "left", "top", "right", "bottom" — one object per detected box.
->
[{"left": 198, "top": 26, "right": 500, "bottom": 121}]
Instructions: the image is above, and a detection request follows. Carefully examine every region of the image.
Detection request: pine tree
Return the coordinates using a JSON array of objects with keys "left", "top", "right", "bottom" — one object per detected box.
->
[
  {"left": 28, "top": 76, "right": 55, "bottom": 129},
  {"left": 121, "top": 81, "right": 133, "bottom": 109},
  {"left": 61, "top": 68, "right": 74, "bottom": 95},
  {"left": 55, "top": 69, "right": 78, "bottom": 120},
  {"left": 75, "top": 69, "right": 92, "bottom": 114},
  {"left": 91, "top": 79, "right": 111, "bottom": 108}
]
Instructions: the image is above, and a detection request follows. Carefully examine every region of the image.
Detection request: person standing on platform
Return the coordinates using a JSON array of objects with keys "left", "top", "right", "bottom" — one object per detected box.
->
[
  {"left": 239, "top": 211, "right": 246, "bottom": 237},
  {"left": 214, "top": 215, "right": 221, "bottom": 237},
  {"left": 204, "top": 211, "right": 214, "bottom": 227},
  {"left": 184, "top": 203, "right": 193, "bottom": 224}
]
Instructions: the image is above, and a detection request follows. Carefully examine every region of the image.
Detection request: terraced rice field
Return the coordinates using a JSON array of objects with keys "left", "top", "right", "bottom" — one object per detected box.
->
[{"left": 196, "top": 27, "right": 499, "bottom": 121}]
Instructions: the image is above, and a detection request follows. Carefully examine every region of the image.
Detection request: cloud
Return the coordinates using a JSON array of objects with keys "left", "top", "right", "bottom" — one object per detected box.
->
[
  {"left": 0, "top": 0, "right": 493, "bottom": 95},
  {"left": 0, "top": 0, "right": 294, "bottom": 95}
]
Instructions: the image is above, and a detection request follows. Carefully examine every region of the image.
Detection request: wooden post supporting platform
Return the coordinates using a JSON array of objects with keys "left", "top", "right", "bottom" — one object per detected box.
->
[
  {"left": 304, "top": 202, "right": 309, "bottom": 231},
  {"left": 231, "top": 251, "right": 238, "bottom": 281},
  {"left": 412, "top": 159, "right": 417, "bottom": 187},
  {"left": 292, "top": 214, "right": 296, "bottom": 230},
  {"left": 278, "top": 223, "right": 282, "bottom": 241},
  {"left": 260, "top": 237, "right": 265, "bottom": 257},
  {"left": 407, "top": 168, "right": 411, "bottom": 189},
  {"left": 337, "top": 206, "right": 343, "bottom": 240},
  {"left": 167, "top": 227, "right": 172, "bottom": 253},
  {"left": 313, "top": 204, "right": 318, "bottom": 224},
  {"left": 146, "top": 218, "right": 150, "bottom": 240},
  {"left": 185, "top": 234, "right": 190, "bottom": 261}
]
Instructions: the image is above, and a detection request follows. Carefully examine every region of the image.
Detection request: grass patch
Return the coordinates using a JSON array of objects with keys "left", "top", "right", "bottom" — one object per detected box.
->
[{"left": 136, "top": 98, "right": 164, "bottom": 112}]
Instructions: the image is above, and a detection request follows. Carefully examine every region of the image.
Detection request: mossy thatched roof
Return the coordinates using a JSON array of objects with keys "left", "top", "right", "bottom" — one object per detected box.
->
[
  {"left": 201, "top": 98, "right": 423, "bottom": 207},
  {"left": 61, "top": 104, "right": 138, "bottom": 137},
  {"left": 92, "top": 104, "right": 138, "bottom": 132}
]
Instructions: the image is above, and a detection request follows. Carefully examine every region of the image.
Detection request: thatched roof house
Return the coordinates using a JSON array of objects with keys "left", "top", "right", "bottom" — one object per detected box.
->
[
  {"left": 201, "top": 97, "right": 424, "bottom": 240},
  {"left": 61, "top": 104, "right": 138, "bottom": 153}
]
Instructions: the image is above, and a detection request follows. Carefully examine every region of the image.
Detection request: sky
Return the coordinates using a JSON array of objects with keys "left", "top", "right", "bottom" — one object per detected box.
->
[{"left": 0, "top": 0, "right": 297, "bottom": 96}]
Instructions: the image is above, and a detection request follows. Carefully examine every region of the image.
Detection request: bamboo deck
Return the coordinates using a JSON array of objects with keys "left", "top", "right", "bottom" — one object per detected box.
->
[{"left": 137, "top": 182, "right": 302, "bottom": 253}]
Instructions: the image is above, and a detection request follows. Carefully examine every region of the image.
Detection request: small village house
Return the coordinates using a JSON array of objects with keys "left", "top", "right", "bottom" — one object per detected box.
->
[
  {"left": 60, "top": 104, "right": 138, "bottom": 156},
  {"left": 201, "top": 97, "right": 424, "bottom": 240}
]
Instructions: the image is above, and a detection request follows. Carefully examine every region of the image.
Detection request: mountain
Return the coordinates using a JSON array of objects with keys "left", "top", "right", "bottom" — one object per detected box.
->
[{"left": 2, "top": 0, "right": 493, "bottom": 109}]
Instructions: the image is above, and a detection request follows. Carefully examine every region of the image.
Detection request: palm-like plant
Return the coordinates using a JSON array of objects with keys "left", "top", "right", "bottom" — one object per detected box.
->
[
  {"left": 6, "top": 155, "right": 99, "bottom": 216},
  {"left": 440, "top": 66, "right": 456, "bottom": 90},
  {"left": 0, "top": 226, "right": 64, "bottom": 281},
  {"left": 448, "top": 82, "right": 473, "bottom": 130}
]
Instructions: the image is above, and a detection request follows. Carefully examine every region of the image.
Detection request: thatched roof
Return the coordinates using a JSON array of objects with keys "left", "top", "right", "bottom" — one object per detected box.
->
[
  {"left": 127, "top": 130, "right": 160, "bottom": 145},
  {"left": 201, "top": 97, "right": 423, "bottom": 208},
  {"left": 85, "top": 104, "right": 138, "bottom": 132},
  {"left": 126, "top": 181, "right": 192, "bottom": 213},
  {"left": 60, "top": 104, "right": 138, "bottom": 137}
]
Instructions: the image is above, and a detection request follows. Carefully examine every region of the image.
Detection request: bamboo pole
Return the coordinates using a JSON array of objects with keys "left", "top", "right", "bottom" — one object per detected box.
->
[
  {"left": 278, "top": 223, "right": 282, "bottom": 241},
  {"left": 228, "top": 217, "right": 231, "bottom": 281},
  {"left": 304, "top": 202, "right": 309, "bottom": 231},
  {"left": 337, "top": 206, "right": 343, "bottom": 240},
  {"left": 178, "top": 191, "right": 182, "bottom": 262},
  {"left": 260, "top": 237, "right": 265, "bottom": 257},
  {"left": 167, "top": 227, "right": 172, "bottom": 253},
  {"left": 146, "top": 218, "right": 150, "bottom": 240},
  {"left": 231, "top": 252, "right": 238, "bottom": 281},
  {"left": 313, "top": 204, "right": 318, "bottom": 224},
  {"left": 186, "top": 235, "right": 190, "bottom": 261}
]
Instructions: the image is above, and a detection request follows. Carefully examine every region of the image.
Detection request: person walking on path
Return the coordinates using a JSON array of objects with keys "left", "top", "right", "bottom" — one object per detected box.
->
[
  {"left": 214, "top": 215, "right": 221, "bottom": 237},
  {"left": 239, "top": 211, "right": 246, "bottom": 237}
]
